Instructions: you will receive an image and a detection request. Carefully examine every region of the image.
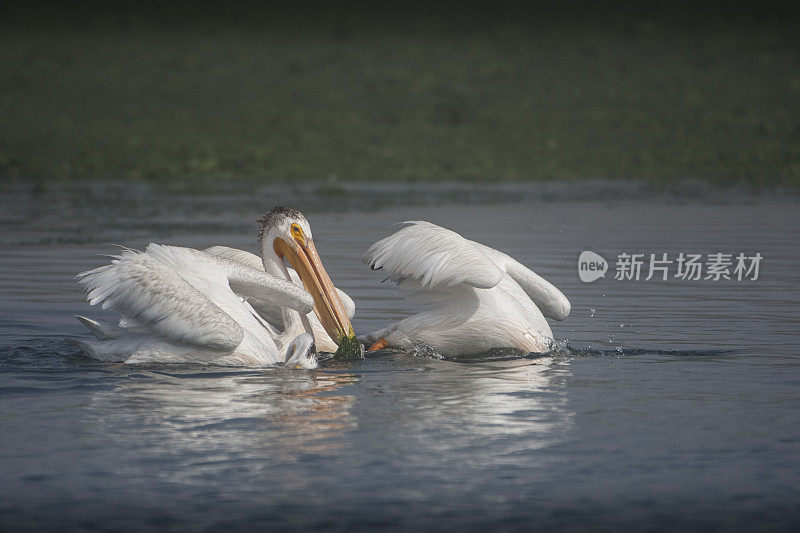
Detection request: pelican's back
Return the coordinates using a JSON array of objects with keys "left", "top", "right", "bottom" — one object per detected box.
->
[{"left": 74, "top": 245, "right": 279, "bottom": 364}]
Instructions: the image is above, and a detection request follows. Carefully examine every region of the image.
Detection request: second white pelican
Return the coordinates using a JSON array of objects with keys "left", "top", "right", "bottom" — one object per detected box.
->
[
  {"left": 71, "top": 207, "right": 355, "bottom": 367},
  {"left": 362, "top": 221, "right": 570, "bottom": 356}
]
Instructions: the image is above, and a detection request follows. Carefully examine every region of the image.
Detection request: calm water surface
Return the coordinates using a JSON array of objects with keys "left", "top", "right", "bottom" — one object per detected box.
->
[{"left": 1, "top": 182, "right": 799, "bottom": 531}]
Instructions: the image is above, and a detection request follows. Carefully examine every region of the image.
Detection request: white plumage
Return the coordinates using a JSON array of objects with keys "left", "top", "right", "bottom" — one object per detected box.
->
[
  {"left": 71, "top": 207, "right": 355, "bottom": 368},
  {"left": 203, "top": 246, "right": 356, "bottom": 352},
  {"left": 365, "top": 221, "right": 503, "bottom": 289},
  {"left": 362, "top": 221, "right": 570, "bottom": 356},
  {"left": 71, "top": 211, "right": 567, "bottom": 363},
  {"left": 73, "top": 244, "right": 315, "bottom": 367}
]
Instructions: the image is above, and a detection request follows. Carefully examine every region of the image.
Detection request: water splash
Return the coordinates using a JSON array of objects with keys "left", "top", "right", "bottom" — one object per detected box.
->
[
  {"left": 406, "top": 344, "right": 446, "bottom": 360},
  {"left": 551, "top": 343, "right": 736, "bottom": 359}
]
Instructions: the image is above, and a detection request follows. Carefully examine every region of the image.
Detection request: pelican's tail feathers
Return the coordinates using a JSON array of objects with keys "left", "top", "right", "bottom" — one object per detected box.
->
[
  {"left": 76, "top": 315, "right": 122, "bottom": 340},
  {"left": 67, "top": 334, "right": 228, "bottom": 364},
  {"left": 65, "top": 337, "right": 127, "bottom": 362}
]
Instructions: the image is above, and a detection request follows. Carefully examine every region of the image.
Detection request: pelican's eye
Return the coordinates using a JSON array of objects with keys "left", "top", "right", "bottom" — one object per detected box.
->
[{"left": 290, "top": 223, "right": 305, "bottom": 243}]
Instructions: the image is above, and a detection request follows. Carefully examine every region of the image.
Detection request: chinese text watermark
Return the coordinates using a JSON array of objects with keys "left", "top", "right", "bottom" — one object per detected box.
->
[{"left": 579, "top": 251, "right": 762, "bottom": 282}]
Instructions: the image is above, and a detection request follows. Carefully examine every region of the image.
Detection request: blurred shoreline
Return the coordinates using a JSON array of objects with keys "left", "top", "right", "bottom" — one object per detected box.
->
[{"left": 1, "top": 2, "right": 798, "bottom": 187}]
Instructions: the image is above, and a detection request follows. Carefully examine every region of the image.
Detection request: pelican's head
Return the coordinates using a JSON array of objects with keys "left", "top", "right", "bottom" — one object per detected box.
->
[
  {"left": 284, "top": 333, "right": 317, "bottom": 369},
  {"left": 258, "top": 206, "right": 356, "bottom": 350}
]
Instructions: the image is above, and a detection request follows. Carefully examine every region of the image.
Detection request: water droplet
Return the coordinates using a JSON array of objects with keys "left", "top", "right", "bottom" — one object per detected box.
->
[{"left": 589, "top": 307, "right": 596, "bottom": 318}]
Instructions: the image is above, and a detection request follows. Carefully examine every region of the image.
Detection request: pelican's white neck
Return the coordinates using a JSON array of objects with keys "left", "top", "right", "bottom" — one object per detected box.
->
[
  {"left": 259, "top": 233, "right": 313, "bottom": 346},
  {"left": 259, "top": 236, "right": 286, "bottom": 279}
]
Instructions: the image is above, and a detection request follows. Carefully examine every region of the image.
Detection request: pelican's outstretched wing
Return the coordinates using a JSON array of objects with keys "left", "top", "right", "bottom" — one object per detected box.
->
[
  {"left": 204, "top": 246, "right": 263, "bottom": 270},
  {"left": 364, "top": 221, "right": 503, "bottom": 289},
  {"left": 204, "top": 245, "right": 356, "bottom": 319},
  {"left": 469, "top": 242, "right": 571, "bottom": 321},
  {"left": 147, "top": 245, "right": 314, "bottom": 314},
  {"left": 77, "top": 251, "right": 244, "bottom": 351}
]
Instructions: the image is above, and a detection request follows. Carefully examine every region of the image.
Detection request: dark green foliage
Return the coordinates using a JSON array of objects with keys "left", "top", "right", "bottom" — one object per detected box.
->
[{"left": 1, "top": 3, "right": 798, "bottom": 186}]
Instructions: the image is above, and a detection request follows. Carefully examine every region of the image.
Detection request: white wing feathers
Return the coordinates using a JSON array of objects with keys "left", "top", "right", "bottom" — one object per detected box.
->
[
  {"left": 77, "top": 250, "right": 244, "bottom": 352},
  {"left": 77, "top": 244, "right": 320, "bottom": 353},
  {"left": 364, "top": 221, "right": 503, "bottom": 289},
  {"left": 204, "top": 245, "right": 355, "bottom": 319},
  {"left": 365, "top": 221, "right": 570, "bottom": 321},
  {"left": 149, "top": 245, "right": 313, "bottom": 314},
  {"left": 203, "top": 246, "right": 263, "bottom": 270},
  {"left": 470, "top": 242, "right": 571, "bottom": 321},
  {"left": 504, "top": 259, "right": 570, "bottom": 320},
  {"left": 224, "top": 263, "right": 313, "bottom": 314}
]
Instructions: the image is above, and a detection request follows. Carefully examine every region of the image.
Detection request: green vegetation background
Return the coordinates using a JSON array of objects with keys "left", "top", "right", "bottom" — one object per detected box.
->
[{"left": 1, "top": 2, "right": 798, "bottom": 186}]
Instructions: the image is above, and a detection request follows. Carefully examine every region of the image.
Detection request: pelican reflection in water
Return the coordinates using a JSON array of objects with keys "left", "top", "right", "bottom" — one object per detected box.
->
[{"left": 86, "top": 355, "right": 572, "bottom": 490}]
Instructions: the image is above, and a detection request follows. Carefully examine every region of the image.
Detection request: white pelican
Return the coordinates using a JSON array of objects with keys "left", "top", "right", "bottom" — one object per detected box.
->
[
  {"left": 361, "top": 221, "right": 570, "bottom": 356},
  {"left": 71, "top": 207, "right": 355, "bottom": 368},
  {"left": 202, "top": 245, "right": 356, "bottom": 353}
]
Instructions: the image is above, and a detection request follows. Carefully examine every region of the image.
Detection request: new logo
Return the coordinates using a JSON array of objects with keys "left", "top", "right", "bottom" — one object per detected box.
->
[{"left": 578, "top": 251, "right": 608, "bottom": 282}]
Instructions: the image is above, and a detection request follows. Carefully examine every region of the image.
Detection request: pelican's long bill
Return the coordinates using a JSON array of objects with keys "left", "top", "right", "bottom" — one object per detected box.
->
[{"left": 273, "top": 236, "right": 354, "bottom": 346}]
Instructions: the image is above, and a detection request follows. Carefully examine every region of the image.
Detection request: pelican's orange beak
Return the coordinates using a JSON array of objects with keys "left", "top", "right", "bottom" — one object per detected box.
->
[{"left": 273, "top": 234, "right": 354, "bottom": 346}]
